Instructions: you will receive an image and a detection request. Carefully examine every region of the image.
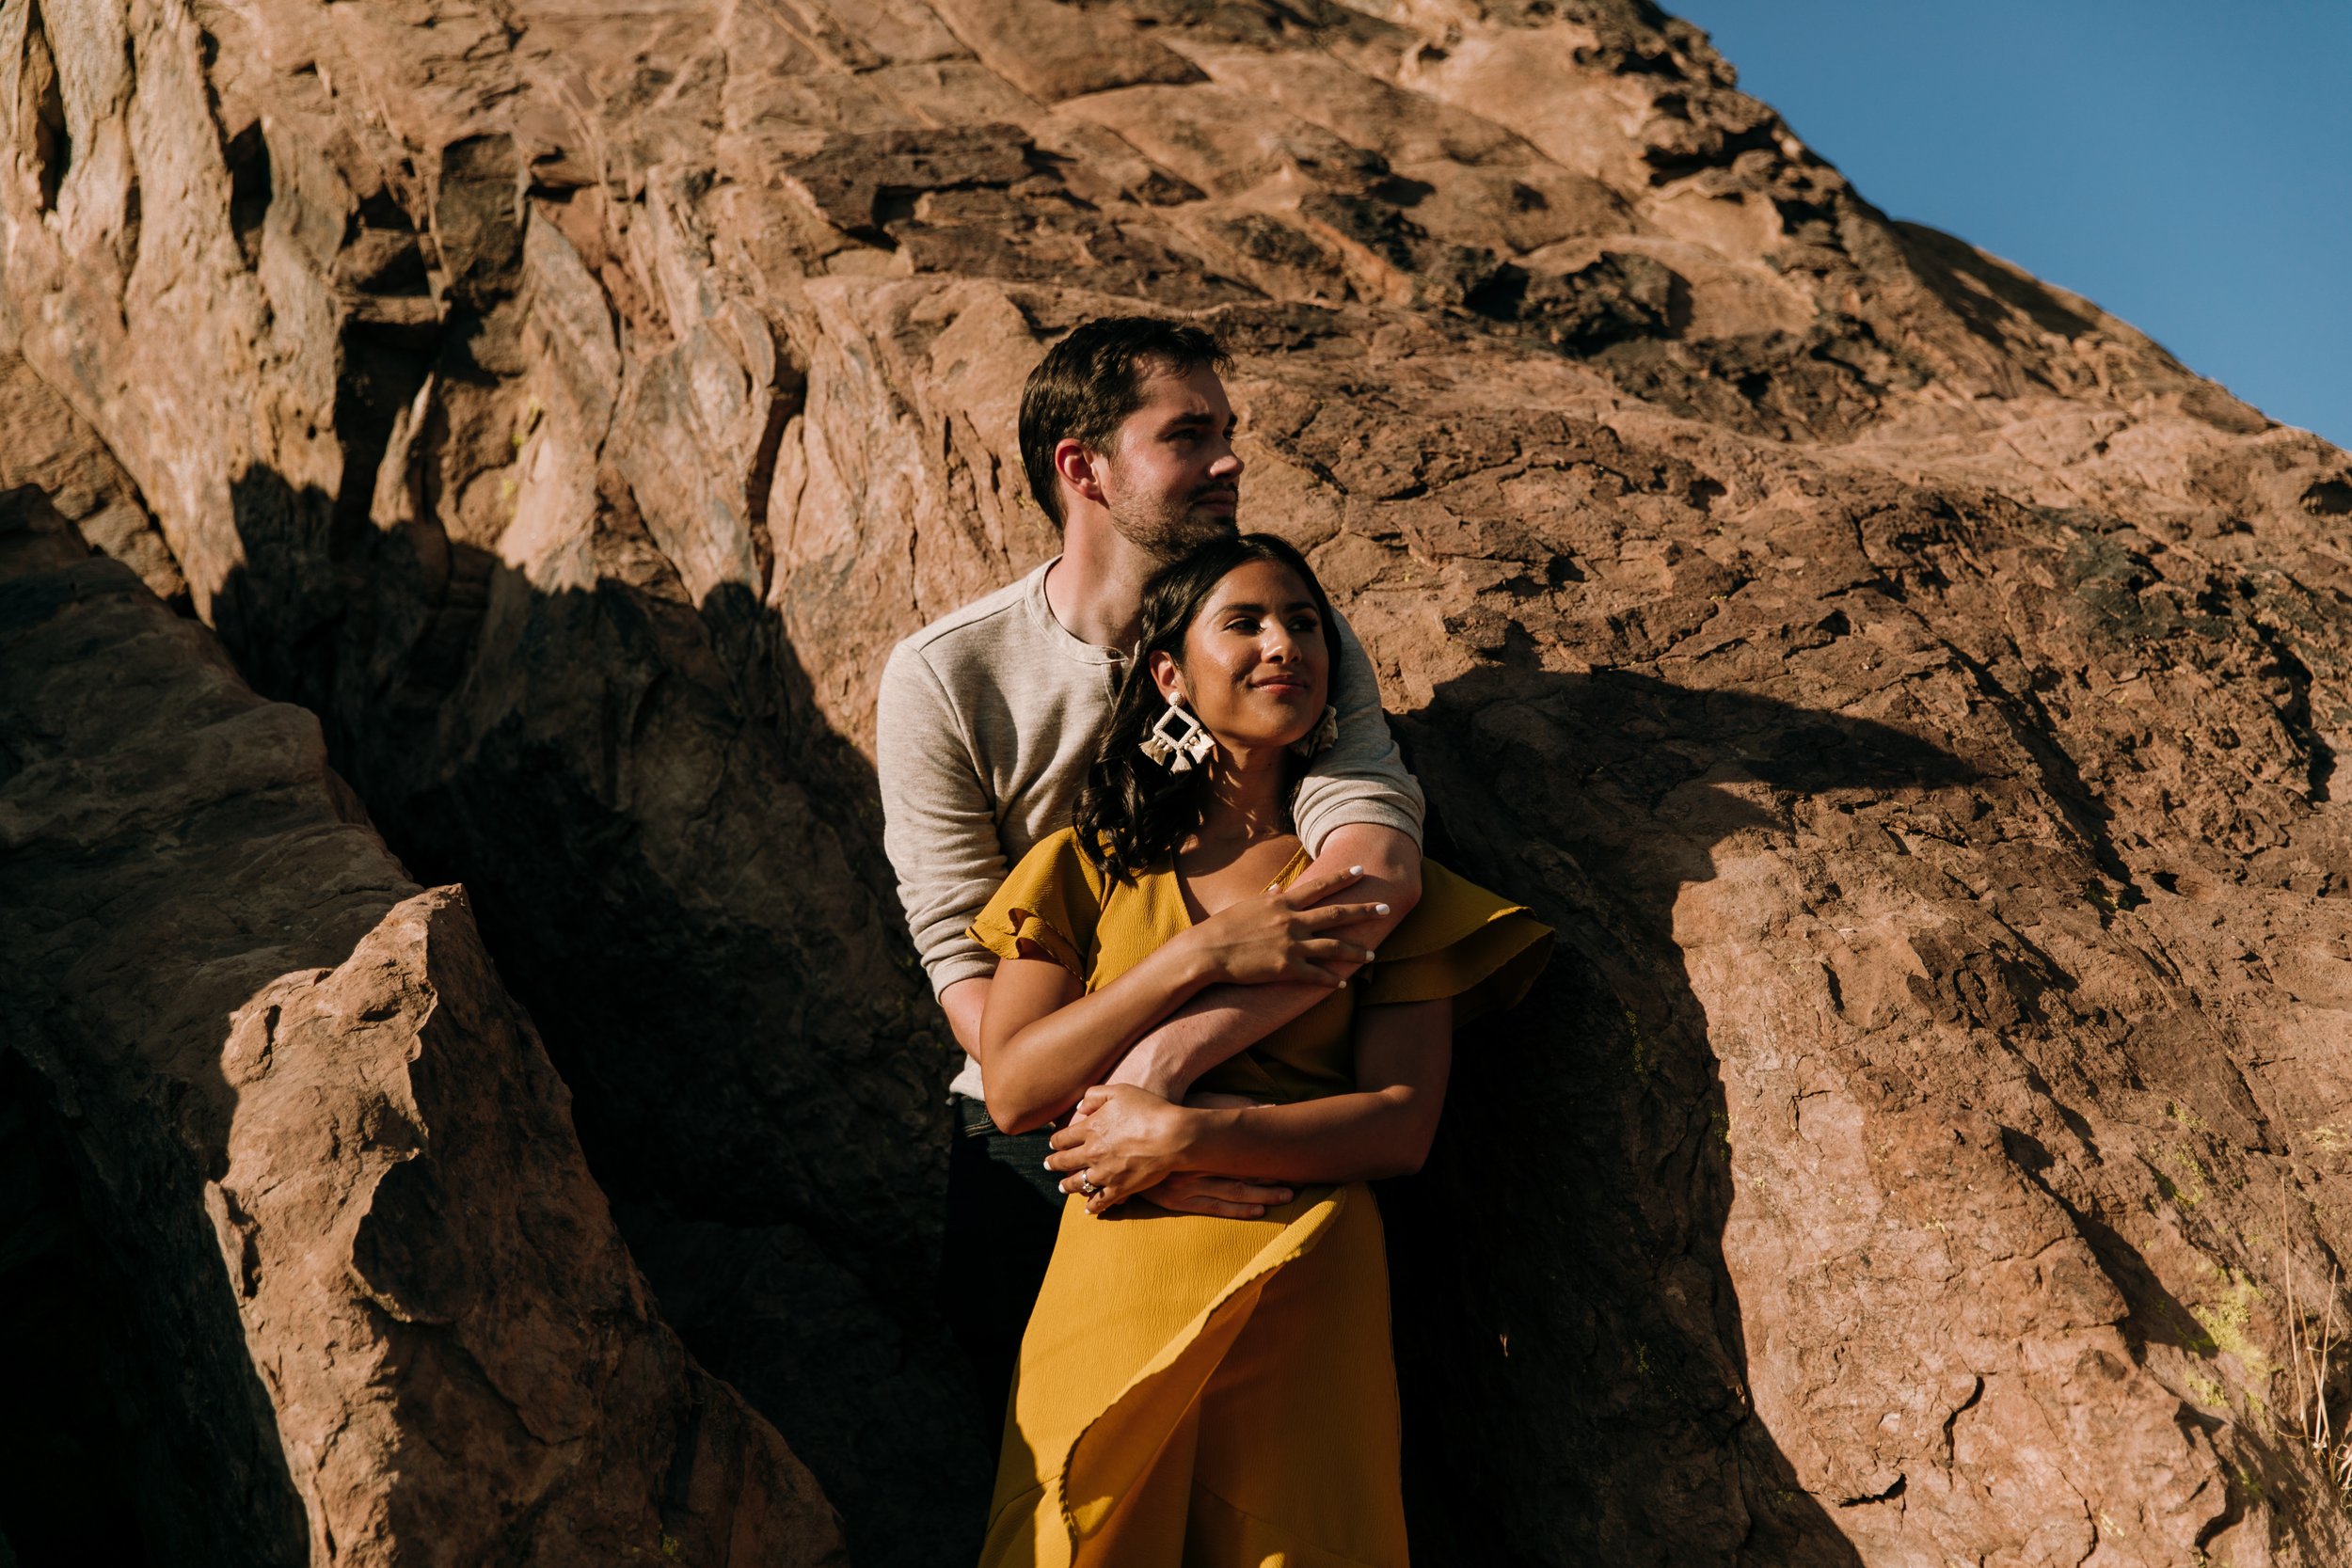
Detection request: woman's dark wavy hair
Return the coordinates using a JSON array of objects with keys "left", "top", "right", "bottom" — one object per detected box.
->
[{"left": 1073, "top": 533, "right": 1342, "bottom": 884}]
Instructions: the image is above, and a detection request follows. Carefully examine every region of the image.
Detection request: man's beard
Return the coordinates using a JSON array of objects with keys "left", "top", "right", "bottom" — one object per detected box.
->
[{"left": 1106, "top": 483, "right": 1240, "bottom": 560}]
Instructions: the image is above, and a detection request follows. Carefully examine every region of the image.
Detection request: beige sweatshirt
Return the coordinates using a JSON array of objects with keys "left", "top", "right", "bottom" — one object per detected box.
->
[{"left": 876, "top": 558, "right": 1425, "bottom": 1099}]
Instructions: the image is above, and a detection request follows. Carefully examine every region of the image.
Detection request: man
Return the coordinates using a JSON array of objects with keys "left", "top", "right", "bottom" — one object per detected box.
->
[{"left": 875, "top": 316, "right": 1425, "bottom": 1414}]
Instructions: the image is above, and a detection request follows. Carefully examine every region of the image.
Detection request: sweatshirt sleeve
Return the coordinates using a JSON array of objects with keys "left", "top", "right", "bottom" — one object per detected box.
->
[
  {"left": 1292, "top": 608, "right": 1426, "bottom": 855},
  {"left": 876, "top": 637, "right": 1007, "bottom": 997}
]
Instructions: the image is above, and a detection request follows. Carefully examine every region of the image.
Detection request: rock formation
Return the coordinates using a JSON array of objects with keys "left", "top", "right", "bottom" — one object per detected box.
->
[
  {"left": 0, "top": 382, "right": 842, "bottom": 1562},
  {"left": 4, "top": 0, "right": 2350, "bottom": 1562}
]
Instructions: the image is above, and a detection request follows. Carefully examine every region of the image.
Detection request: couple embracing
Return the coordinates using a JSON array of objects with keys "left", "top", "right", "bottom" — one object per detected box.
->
[{"left": 877, "top": 317, "right": 1552, "bottom": 1565}]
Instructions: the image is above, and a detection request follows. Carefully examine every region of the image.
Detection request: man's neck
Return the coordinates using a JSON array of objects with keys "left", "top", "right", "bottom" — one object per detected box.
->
[{"left": 1042, "top": 514, "right": 1163, "bottom": 651}]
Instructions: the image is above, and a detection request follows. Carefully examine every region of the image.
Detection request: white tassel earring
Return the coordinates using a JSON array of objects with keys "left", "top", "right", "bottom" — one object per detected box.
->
[{"left": 1139, "top": 692, "right": 1216, "bottom": 773}]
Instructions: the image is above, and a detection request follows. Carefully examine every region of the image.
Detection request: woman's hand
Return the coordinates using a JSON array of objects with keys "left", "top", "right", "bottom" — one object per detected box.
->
[
  {"left": 1184, "top": 864, "right": 1388, "bottom": 989},
  {"left": 1045, "top": 1084, "right": 1216, "bottom": 1215},
  {"left": 1136, "top": 1090, "right": 1292, "bottom": 1216}
]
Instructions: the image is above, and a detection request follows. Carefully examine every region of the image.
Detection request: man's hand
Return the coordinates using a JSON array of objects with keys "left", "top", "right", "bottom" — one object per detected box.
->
[
  {"left": 1183, "top": 864, "right": 1386, "bottom": 989},
  {"left": 1139, "top": 1173, "right": 1295, "bottom": 1218}
]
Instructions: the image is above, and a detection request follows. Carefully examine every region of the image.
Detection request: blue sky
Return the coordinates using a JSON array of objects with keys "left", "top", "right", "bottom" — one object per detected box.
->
[{"left": 1664, "top": 1, "right": 2351, "bottom": 450}]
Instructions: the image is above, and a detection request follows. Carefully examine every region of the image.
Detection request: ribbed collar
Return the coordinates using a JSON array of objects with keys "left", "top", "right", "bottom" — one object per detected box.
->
[{"left": 1025, "top": 556, "right": 1132, "bottom": 669}]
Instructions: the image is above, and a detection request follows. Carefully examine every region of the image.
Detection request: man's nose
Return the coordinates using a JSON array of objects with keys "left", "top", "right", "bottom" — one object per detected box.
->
[{"left": 1208, "top": 444, "right": 1243, "bottom": 481}]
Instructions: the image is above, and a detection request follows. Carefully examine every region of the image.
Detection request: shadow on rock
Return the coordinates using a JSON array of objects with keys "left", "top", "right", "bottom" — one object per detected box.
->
[
  {"left": 212, "top": 466, "right": 988, "bottom": 1566},
  {"left": 0, "top": 1055, "right": 276, "bottom": 1566},
  {"left": 1894, "top": 221, "right": 2097, "bottom": 348},
  {"left": 0, "top": 484, "right": 313, "bottom": 1566},
  {"left": 2, "top": 482, "right": 841, "bottom": 1565},
  {"left": 1385, "top": 658, "right": 1979, "bottom": 1568}
]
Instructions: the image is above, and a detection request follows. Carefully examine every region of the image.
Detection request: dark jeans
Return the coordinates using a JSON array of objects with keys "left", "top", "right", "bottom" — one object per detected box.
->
[{"left": 940, "top": 1095, "right": 1066, "bottom": 1430}]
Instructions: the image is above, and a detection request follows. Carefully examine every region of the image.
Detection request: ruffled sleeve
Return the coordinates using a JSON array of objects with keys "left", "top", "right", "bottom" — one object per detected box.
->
[
  {"left": 1358, "top": 860, "right": 1553, "bottom": 1027},
  {"left": 968, "top": 827, "right": 1106, "bottom": 981}
]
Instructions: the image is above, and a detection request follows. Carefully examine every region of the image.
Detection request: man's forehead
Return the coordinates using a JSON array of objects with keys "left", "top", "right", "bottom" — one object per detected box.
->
[{"left": 1129, "top": 361, "right": 1232, "bottom": 419}]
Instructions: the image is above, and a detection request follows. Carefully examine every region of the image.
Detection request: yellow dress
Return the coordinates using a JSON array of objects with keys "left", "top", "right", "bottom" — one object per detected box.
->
[{"left": 969, "top": 828, "right": 1554, "bottom": 1568}]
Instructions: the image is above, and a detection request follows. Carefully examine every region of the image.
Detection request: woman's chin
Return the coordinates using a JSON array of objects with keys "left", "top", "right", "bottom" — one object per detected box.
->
[{"left": 1210, "top": 724, "right": 1314, "bottom": 757}]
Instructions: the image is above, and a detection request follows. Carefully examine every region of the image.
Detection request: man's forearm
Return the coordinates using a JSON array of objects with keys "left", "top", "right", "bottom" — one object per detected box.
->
[
  {"left": 940, "top": 975, "right": 991, "bottom": 1062},
  {"left": 1109, "top": 823, "right": 1422, "bottom": 1098},
  {"left": 1106, "top": 982, "right": 1333, "bottom": 1098}
]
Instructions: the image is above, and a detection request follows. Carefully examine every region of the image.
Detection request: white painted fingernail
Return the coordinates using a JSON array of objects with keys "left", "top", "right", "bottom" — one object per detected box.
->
[
  {"left": 1348, "top": 864, "right": 1363, "bottom": 875},
  {"left": 1374, "top": 903, "right": 1390, "bottom": 915}
]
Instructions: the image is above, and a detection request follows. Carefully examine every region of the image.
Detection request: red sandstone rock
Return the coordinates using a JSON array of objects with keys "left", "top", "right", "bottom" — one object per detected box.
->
[
  {"left": 0, "top": 438, "right": 841, "bottom": 1563},
  {"left": 0, "top": 356, "right": 184, "bottom": 605},
  {"left": 6, "top": 0, "right": 2352, "bottom": 1562}
]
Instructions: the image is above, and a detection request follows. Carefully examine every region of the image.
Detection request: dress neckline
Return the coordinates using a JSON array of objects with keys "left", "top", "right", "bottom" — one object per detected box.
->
[{"left": 1161, "top": 841, "right": 1313, "bottom": 931}]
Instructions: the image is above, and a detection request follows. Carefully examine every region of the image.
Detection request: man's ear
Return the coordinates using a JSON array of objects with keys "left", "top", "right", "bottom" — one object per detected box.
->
[
  {"left": 1148, "top": 650, "right": 1185, "bottom": 705},
  {"left": 1054, "top": 437, "right": 1106, "bottom": 507}
]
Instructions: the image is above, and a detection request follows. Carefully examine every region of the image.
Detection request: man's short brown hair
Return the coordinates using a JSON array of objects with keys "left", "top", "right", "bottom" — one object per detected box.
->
[{"left": 1018, "top": 316, "right": 1232, "bottom": 530}]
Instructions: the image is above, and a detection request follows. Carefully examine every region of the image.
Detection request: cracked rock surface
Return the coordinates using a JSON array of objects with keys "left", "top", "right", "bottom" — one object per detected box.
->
[{"left": 5, "top": 0, "right": 2351, "bottom": 1562}]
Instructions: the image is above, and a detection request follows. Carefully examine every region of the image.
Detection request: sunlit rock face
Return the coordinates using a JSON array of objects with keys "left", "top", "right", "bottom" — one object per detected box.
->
[{"left": 5, "top": 0, "right": 2352, "bottom": 1561}]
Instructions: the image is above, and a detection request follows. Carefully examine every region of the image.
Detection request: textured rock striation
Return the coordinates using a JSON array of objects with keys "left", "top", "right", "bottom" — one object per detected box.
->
[
  {"left": 6, "top": 0, "right": 2352, "bottom": 1562},
  {"left": 0, "top": 387, "right": 842, "bottom": 1563}
]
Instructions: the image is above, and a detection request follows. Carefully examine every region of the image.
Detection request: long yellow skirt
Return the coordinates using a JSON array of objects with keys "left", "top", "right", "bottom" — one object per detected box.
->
[{"left": 978, "top": 1180, "right": 1407, "bottom": 1567}]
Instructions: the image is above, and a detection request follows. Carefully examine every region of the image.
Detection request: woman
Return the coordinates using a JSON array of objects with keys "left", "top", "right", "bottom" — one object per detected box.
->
[{"left": 969, "top": 534, "right": 1551, "bottom": 1566}]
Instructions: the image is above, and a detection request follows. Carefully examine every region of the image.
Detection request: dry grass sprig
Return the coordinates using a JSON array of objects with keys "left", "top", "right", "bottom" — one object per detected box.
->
[{"left": 2280, "top": 1248, "right": 2352, "bottom": 1502}]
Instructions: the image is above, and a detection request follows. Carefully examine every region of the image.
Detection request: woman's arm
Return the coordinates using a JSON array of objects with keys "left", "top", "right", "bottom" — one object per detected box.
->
[
  {"left": 1041, "top": 998, "right": 1453, "bottom": 1210},
  {"left": 1104, "top": 825, "right": 1422, "bottom": 1100},
  {"left": 978, "top": 866, "right": 1389, "bottom": 1134},
  {"left": 979, "top": 943, "right": 1207, "bottom": 1134}
]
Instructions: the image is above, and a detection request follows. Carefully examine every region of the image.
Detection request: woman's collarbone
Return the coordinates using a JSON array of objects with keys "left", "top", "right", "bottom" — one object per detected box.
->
[{"left": 1176, "top": 831, "right": 1303, "bottom": 913}]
